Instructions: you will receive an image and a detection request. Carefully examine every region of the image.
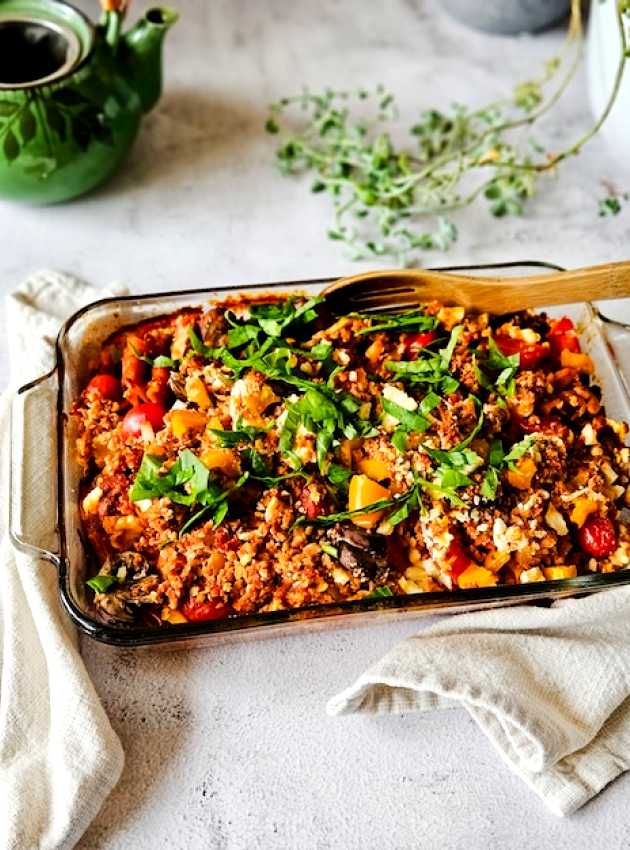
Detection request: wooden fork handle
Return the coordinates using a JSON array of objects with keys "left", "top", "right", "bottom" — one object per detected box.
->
[
  {"left": 325, "top": 261, "right": 630, "bottom": 314},
  {"left": 451, "top": 261, "right": 630, "bottom": 312}
]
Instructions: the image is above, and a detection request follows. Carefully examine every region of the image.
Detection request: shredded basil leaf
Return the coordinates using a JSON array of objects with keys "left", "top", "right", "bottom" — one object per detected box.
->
[
  {"left": 86, "top": 574, "right": 118, "bottom": 593},
  {"left": 365, "top": 586, "right": 394, "bottom": 598}
]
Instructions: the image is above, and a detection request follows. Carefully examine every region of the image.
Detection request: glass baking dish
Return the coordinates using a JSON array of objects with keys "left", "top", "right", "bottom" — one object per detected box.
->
[{"left": 9, "top": 261, "right": 630, "bottom": 648}]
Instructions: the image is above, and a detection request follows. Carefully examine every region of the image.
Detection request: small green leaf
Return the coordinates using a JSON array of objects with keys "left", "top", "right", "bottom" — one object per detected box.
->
[
  {"left": 3, "top": 129, "right": 19, "bottom": 162},
  {"left": 480, "top": 466, "right": 500, "bottom": 500},
  {"left": 366, "top": 586, "right": 394, "bottom": 599},
  {"left": 265, "top": 117, "right": 279, "bottom": 134},
  {"left": 19, "top": 105, "right": 37, "bottom": 144},
  {"left": 381, "top": 398, "right": 429, "bottom": 432},
  {"left": 87, "top": 574, "right": 117, "bottom": 593},
  {"left": 0, "top": 100, "right": 19, "bottom": 117},
  {"left": 44, "top": 101, "right": 66, "bottom": 141},
  {"left": 321, "top": 542, "right": 338, "bottom": 558}
]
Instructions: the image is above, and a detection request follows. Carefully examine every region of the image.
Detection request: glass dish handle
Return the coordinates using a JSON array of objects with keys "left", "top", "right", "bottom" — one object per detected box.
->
[{"left": 9, "top": 369, "right": 61, "bottom": 566}]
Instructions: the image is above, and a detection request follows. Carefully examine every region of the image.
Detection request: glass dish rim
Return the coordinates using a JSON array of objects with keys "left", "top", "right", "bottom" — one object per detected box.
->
[{"left": 31, "top": 259, "right": 630, "bottom": 646}]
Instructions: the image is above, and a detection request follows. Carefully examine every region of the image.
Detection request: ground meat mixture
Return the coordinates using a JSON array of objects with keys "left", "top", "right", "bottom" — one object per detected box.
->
[{"left": 73, "top": 295, "right": 630, "bottom": 626}]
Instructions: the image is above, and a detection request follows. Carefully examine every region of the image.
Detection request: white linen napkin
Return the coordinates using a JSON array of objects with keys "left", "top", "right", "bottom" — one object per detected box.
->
[
  {"left": 0, "top": 271, "right": 125, "bottom": 850},
  {"left": 328, "top": 587, "right": 630, "bottom": 815}
]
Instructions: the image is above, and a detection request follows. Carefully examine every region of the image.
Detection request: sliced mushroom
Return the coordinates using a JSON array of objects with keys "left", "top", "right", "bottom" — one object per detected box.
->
[
  {"left": 328, "top": 523, "right": 389, "bottom": 584},
  {"left": 94, "top": 575, "right": 160, "bottom": 625},
  {"left": 168, "top": 371, "right": 187, "bottom": 401}
]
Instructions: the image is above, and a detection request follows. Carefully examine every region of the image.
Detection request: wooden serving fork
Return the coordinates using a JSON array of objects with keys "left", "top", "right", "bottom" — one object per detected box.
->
[{"left": 322, "top": 261, "right": 630, "bottom": 314}]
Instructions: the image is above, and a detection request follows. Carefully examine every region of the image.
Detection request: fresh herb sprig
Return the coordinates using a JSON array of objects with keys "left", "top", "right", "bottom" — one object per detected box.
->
[
  {"left": 129, "top": 449, "right": 249, "bottom": 535},
  {"left": 265, "top": 1, "right": 630, "bottom": 265},
  {"left": 479, "top": 434, "right": 537, "bottom": 499}
]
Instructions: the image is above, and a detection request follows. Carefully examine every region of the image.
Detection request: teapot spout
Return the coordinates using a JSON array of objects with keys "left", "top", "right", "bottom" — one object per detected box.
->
[{"left": 122, "top": 7, "right": 178, "bottom": 113}]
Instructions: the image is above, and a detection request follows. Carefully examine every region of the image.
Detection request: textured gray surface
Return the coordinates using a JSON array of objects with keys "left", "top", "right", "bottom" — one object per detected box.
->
[{"left": 2, "top": 0, "right": 630, "bottom": 847}]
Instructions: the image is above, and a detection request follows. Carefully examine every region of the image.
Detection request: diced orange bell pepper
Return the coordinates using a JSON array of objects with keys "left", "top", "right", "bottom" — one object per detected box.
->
[
  {"left": 186, "top": 375, "right": 211, "bottom": 409},
  {"left": 200, "top": 447, "right": 240, "bottom": 476},
  {"left": 161, "top": 606, "right": 189, "bottom": 624},
  {"left": 365, "top": 336, "right": 385, "bottom": 367},
  {"left": 457, "top": 565, "right": 498, "bottom": 589},
  {"left": 506, "top": 456, "right": 536, "bottom": 490},
  {"left": 569, "top": 496, "right": 598, "bottom": 528},
  {"left": 169, "top": 409, "right": 207, "bottom": 438},
  {"left": 542, "top": 565, "right": 577, "bottom": 581},
  {"left": 560, "top": 350, "right": 594, "bottom": 374},
  {"left": 484, "top": 549, "right": 511, "bottom": 573},
  {"left": 348, "top": 474, "right": 390, "bottom": 529},
  {"left": 340, "top": 438, "right": 361, "bottom": 468},
  {"left": 358, "top": 457, "right": 391, "bottom": 482}
]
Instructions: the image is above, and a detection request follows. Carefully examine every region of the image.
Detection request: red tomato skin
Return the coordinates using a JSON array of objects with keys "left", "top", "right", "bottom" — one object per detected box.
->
[
  {"left": 548, "top": 317, "right": 581, "bottom": 358},
  {"left": 403, "top": 330, "right": 438, "bottom": 356},
  {"left": 578, "top": 516, "right": 617, "bottom": 558},
  {"left": 181, "top": 599, "right": 229, "bottom": 622},
  {"left": 495, "top": 334, "right": 548, "bottom": 369},
  {"left": 447, "top": 537, "right": 471, "bottom": 581},
  {"left": 121, "top": 402, "right": 166, "bottom": 437},
  {"left": 87, "top": 374, "right": 121, "bottom": 401}
]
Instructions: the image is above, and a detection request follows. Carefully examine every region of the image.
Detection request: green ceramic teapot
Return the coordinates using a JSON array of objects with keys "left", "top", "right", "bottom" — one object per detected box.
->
[{"left": 0, "top": 0, "right": 177, "bottom": 203}]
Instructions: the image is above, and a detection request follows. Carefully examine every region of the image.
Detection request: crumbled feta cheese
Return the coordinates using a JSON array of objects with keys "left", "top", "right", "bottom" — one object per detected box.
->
[
  {"left": 382, "top": 384, "right": 417, "bottom": 429},
  {"left": 581, "top": 423, "right": 597, "bottom": 446},
  {"left": 82, "top": 487, "right": 102, "bottom": 515},
  {"left": 545, "top": 503, "right": 568, "bottom": 536},
  {"left": 520, "top": 567, "right": 544, "bottom": 584}
]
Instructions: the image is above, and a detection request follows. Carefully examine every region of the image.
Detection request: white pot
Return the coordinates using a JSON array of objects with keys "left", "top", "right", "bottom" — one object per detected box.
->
[{"left": 587, "top": 1, "right": 630, "bottom": 171}]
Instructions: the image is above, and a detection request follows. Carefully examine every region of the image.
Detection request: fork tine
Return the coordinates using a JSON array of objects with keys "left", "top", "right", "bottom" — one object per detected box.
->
[{"left": 345, "top": 294, "right": 422, "bottom": 312}]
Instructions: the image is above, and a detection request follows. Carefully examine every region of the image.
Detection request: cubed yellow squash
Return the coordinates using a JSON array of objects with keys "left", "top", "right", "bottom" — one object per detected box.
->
[
  {"left": 201, "top": 447, "right": 240, "bottom": 476},
  {"left": 506, "top": 456, "right": 537, "bottom": 490},
  {"left": 483, "top": 549, "right": 511, "bottom": 573},
  {"left": 542, "top": 565, "right": 577, "bottom": 581},
  {"left": 569, "top": 496, "right": 598, "bottom": 528},
  {"left": 161, "top": 606, "right": 189, "bottom": 624},
  {"left": 457, "top": 565, "right": 498, "bottom": 589},
  {"left": 357, "top": 457, "right": 391, "bottom": 482},
  {"left": 340, "top": 437, "right": 361, "bottom": 468},
  {"left": 169, "top": 409, "right": 207, "bottom": 438},
  {"left": 348, "top": 474, "right": 390, "bottom": 529},
  {"left": 560, "top": 350, "right": 593, "bottom": 374},
  {"left": 185, "top": 375, "right": 211, "bottom": 409}
]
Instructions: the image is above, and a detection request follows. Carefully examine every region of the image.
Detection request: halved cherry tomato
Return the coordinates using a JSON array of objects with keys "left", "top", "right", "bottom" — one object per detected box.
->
[
  {"left": 121, "top": 402, "right": 166, "bottom": 437},
  {"left": 181, "top": 598, "right": 229, "bottom": 622},
  {"left": 87, "top": 374, "right": 121, "bottom": 401},
  {"left": 447, "top": 536, "right": 471, "bottom": 581},
  {"left": 403, "top": 330, "right": 438, "bottom": 357},
  {"left": 495, "top": 334, "right": 548, "bottom": 369},
  {"left": 548, "top": 316, "right": 581, "bottom": 359},
  {"left": 578, "top": 516, "right": 617, "bottom": 558}
]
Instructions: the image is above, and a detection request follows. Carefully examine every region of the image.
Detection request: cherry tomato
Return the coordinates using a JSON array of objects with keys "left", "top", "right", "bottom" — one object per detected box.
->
[
  {"left": 121, "top": 402, "right": 166, "bottom": 437},
  {"left": 447, "top": 537, "right": 471, "bottom": 581},
  {"left": 578, "top": 516, "right": 617, "bottom": 558},
  {"left": 181, "top": 598, "right": 229, "bottom": 622},
  {"left": 403, "top": 330, "right": 438, "bottom": 356},
  {"left": 548, "top": 316, "right": 581, "bottom": 358},
  {"left": 495, "top": 334, "right": 548, "bottom": 370},
  {"left": 87, "top": 373, "right": 121, "bottom": 401}
]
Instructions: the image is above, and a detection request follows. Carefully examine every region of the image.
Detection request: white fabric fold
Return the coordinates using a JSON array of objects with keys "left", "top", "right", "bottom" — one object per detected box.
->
[
  {"left": 0, "top": 271, "right": 125, "bottom": 850},
  {"left": 327, "top": 588, "right": 630, "bottom": 815}
]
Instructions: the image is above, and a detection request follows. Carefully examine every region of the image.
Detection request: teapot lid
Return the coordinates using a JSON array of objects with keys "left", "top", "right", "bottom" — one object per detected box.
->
[{"left": 0, "top": 0, "right": 94, "bottom": 89}]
